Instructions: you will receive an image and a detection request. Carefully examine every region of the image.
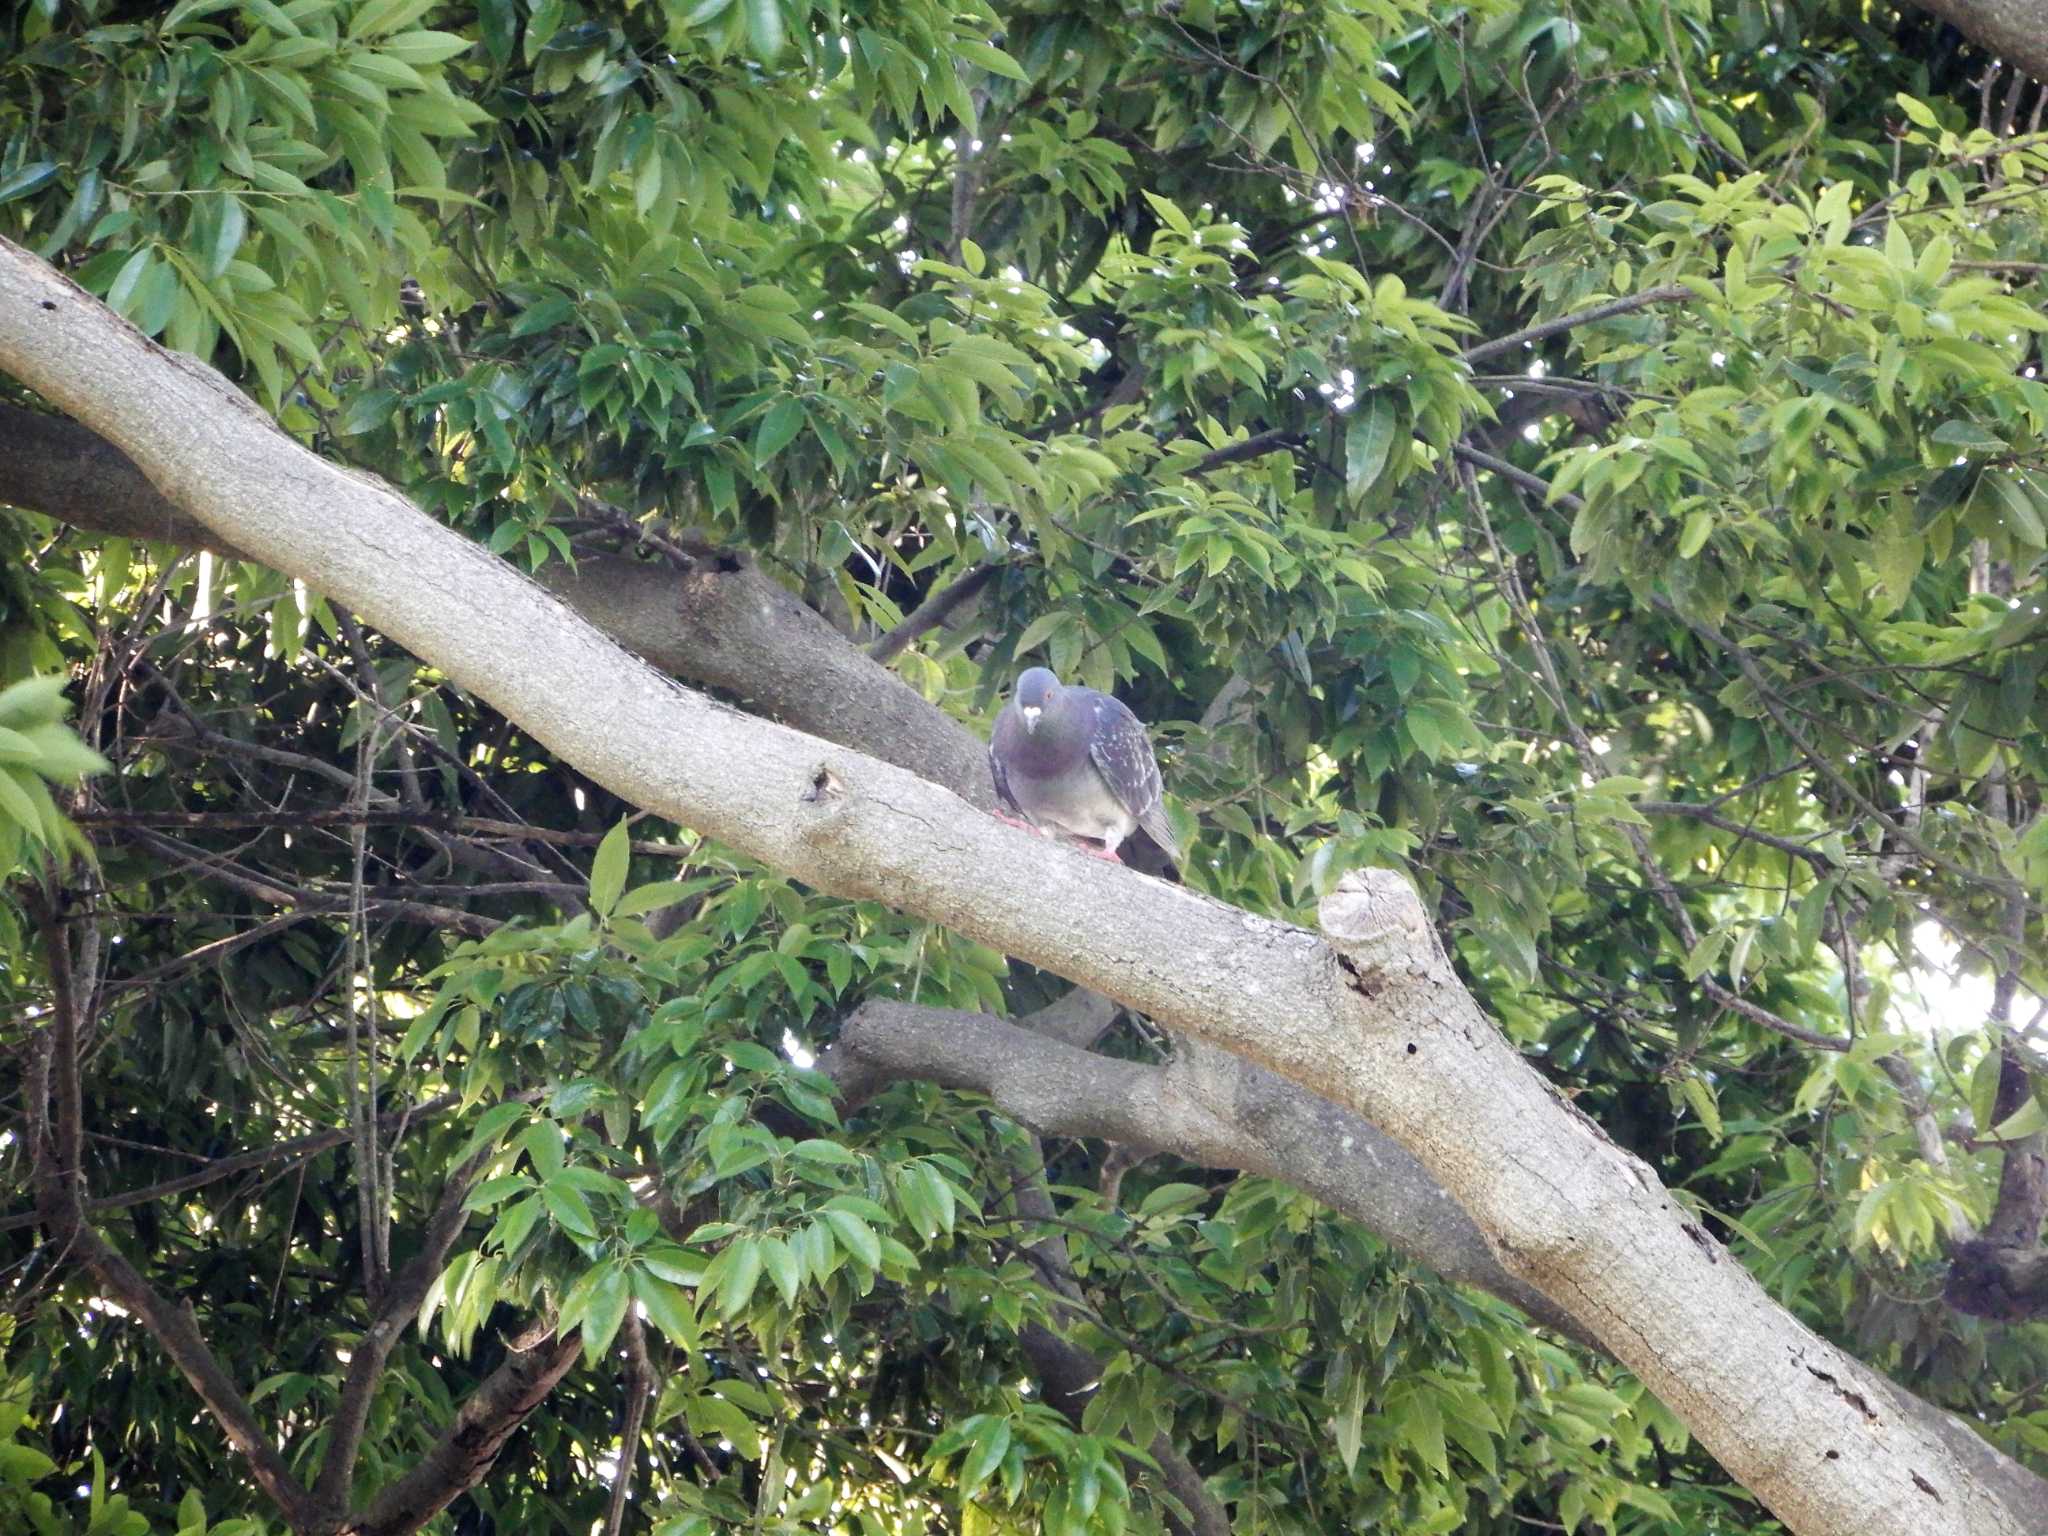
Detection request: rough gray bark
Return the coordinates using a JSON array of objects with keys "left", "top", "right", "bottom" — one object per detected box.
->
[
  {"left": 827, "top": 1000, "right": 1588, "bottom": 1340},
  {"left": 342, "top": 1326, "right": 583, "bottom": 1536},
  {"left": 1911, "top": 0, "right": 2048, "bottom": 88},
  {"left": 0, "top": 395, "right": 1516, "bottom": 1315},
  {"left": 3, "top": 237, "right": 2041, "bottom": 1536},
  {"left": 0, "top": 402, "right": 997, "bottom": 811}
]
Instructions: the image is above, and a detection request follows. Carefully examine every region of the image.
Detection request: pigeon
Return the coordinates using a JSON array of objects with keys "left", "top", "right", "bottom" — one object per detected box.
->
[{"left": 989, "top": 667, "right": 1181, "bottom": 865}]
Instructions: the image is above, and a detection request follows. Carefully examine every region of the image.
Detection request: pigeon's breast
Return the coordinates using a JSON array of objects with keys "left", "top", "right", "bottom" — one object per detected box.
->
[{"left": 1012, "top": 763, "right": 1135, "bottom": 843}]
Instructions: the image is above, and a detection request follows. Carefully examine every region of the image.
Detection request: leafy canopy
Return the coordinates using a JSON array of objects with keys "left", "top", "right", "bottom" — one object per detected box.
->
[{"left": 0, "top": 0, "right": 2045, "bottom": 1533}]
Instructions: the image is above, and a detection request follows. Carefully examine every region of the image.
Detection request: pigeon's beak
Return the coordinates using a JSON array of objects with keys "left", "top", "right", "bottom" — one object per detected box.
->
[{"left": 1020, "top": 704, "right": 1041, "bottom": 734}]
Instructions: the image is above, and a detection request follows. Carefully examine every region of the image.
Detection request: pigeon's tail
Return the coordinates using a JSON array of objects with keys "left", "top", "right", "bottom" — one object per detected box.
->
[{"left": 1137, "top": 803, "right": 1182, "bottom": 870}]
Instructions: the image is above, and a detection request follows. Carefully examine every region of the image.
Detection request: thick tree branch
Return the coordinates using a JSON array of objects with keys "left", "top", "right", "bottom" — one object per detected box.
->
[
  {"left": 316, "top": 1146, "right": 495, "bottom": 1517},
  {"left": 825, "top": 1000, "right": 1586, "bottom": 1339},
  {"left": 3, "top": 238, "right": 2042, "bottom": 1536},
  {"left": 0, "top": 399, "right": 237, "bottom": 550},
  {"left": 15, "top": 388, "right": 1561, "bottom": 1336},
  {"left": 0, "top": 405, "right": 992, "bottom": 810},
  {"left": 341, "top": 1325, "right": 583, "bottom": 1536},
  {"left": 1908, "top": 0, "right": 2048, "bottom": 89}
]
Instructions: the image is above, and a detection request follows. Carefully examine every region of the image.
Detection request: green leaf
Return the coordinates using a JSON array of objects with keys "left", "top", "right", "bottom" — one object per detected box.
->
[
  {"left": 753, "top": 398, "right": 805, "bottom": 466},
  {"left": 1992, "top": 1094, "right": 2048, "bottom": 1141},
  {"left": 380, "top": 29, "right": 476, "bottom": 64},
  {"left": 955, "top": 39, "right": 1028, "bottom": 80},
  {"left": 590, "top": 817, "right": 631, "bottom": 917},
  {"left": 1678, "top": 1072, "right": 1723, "bottom": 1140},
  {"left": 820, "top": 1208, "right": 881, "bottom": 1269},
  {"left": 579, "top": 1262, "right": 632, "bottom": 1364},
  {"left": 1010, "top": 609, "right": 1073, "bottom": 658},
  {"left": 0, "top": 766, "right": 54, "bottom": 852},
  {"left": 631, "top": 1267, "right": 700, "bottom": 1350},
  {"left": 718, "top": 1237, "right": 765, "bottom": 1319},
  {"left": 1930, "top": 419, "right": 2005, "bottom": 452},
  {"left": 541, "top": 1178, "right": 598, "bottom": 1238},
  {"left": 1142, "top": 191, "right": 1194, "bottom": 239},
  {"left": 521, "top": 1120, "right": 566, "bottom": 1182},
  {"left": 1985, "top": 473, "right": 2047, "bottom": 547},
  {"left": 339, "top": 387, "right": 402, "bottom": 436},
  {"left": 1894, "top": 92, "right": 1940, "bottom": 129},
  {"left": 1332, "top": 1368, "right": 1367, "bottom": 1473},
  {"left": 1344, "top": 398, "right": 1396, "bottom": 499},
  {"left": 0, "top": 162, "right": 59, "bottom": 205},
  {"left": 0, "top": 1441, "right": 56, "bottom": 1480},
  {"left": 743, "top": 0, "right": 784, "bottom": 61},
  {"left": 760, "top": 1235, "right": 801, "bottom": 1306},
  {"left": 1683, "top": 926, "right": 1728, "bottom": 982},
  {"left": 207, "top": 196, "right": 248, "bottom": 281},
  {"left": 614, "top": 880, "right": 704, "bottom": 916},
  {"left": 959, "top": 1417, "right": 1011, "bottom": 1497},
  {"left": 103, "top": 247, "right": 153, "bottom": 317}
]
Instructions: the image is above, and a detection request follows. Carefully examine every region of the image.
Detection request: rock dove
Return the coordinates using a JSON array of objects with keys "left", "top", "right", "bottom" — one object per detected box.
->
[{"left": 989, "top": 667, "right": 1181, "bottom": 865}]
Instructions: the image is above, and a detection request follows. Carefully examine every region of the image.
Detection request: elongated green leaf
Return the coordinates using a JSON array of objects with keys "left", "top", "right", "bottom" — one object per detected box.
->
[
  {"left": 590, "top": 817, "right": 631, "bottom": 917},
  {"left": 1345, "top": 397, "right": 1396, "bottom": 499}
]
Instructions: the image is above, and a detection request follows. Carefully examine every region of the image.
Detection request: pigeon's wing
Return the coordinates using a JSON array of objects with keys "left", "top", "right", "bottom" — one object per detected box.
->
[
  {"left": 1084, "top": 694, "right": 1181, "bottom": 862},
  {"left": 988, "top": 716, "right": 1024, "bottom": 815}
]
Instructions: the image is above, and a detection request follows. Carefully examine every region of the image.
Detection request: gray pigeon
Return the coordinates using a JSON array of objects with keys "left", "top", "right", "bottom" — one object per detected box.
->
[{"left": 989, "top": 667, "right": 1181, "bottom": 865}]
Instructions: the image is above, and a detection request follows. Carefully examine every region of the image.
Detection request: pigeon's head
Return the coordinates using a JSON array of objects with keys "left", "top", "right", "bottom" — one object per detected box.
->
[{"left": 1013, "top": 666, "right": 1063, "bottom": 734}]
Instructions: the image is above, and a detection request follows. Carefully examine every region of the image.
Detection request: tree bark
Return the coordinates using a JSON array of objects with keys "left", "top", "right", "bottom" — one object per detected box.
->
[
  {"left": 2, "top": 238, "right": 2044, "bottom": 1536},
  {"left": 826, "top": 999, "right": 1588, "bottom": 1341},
  {"left": 1910, "top": 0, "right": 2048, "bottom": 87},
  {"left": 340, "top": 1326, "right": 583, "bottom": 1536},
  {"left": 0, "top": 379, "right": 1543, "bottom": 1314},
  {"left": 0, "top": 402, "right": 994, "bottom": 810}
]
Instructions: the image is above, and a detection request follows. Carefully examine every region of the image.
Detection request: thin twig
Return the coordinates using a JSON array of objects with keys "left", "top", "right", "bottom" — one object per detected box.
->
[
  {"left": 1460, "top": 284, "right": 1692, "bottom": 367},
  {"left": 602, "top": 1312, "right": 655, "bottom": 1536}
]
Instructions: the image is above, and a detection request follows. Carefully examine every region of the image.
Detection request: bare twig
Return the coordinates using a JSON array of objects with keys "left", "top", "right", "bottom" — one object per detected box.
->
[
  {"left": 0, "top": 1095, "right": 462, "bottom": 1235},
  {"left": 1459, "top": 471, "right": 1847, "bottom": 1051},
  {"left": 1460, "top": 284, "right": 1693, "bottom": 367},
  {"left": 1637, "top": 801, "right": 1837, "bottom": 869},
  {"left": 1186, "top": 428, "right": 1307, "bottom": 477},
  {"left": 1453, "top": 442, "right": 1583, "bottom": 507},
  {"left": 602, "top": 1313, "right": 655, "bottom": 1536}
]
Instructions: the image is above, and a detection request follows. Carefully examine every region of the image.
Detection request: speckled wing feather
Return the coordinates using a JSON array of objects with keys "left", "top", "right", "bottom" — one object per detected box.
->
[{"left": 1081, "top": 692, "right": 1181, "bottom": 863}]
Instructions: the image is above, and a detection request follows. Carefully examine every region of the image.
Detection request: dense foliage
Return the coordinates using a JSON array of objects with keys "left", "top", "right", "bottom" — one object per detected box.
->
[{"left": 1, "top": 0, "right": 2046, "bottom": 1533}]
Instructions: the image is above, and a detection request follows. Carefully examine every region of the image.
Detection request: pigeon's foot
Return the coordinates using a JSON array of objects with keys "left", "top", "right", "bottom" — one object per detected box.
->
[
  {"left": 993, "top": 810, "right": 1043, "bottom": 834},
  {"left": 1080, "top": 841, "right": 1124, "bottom": 864}
]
